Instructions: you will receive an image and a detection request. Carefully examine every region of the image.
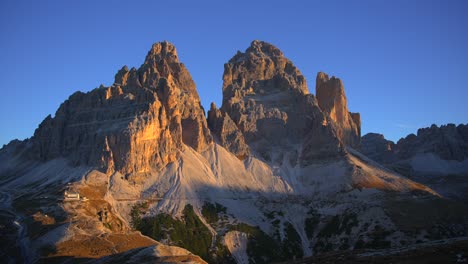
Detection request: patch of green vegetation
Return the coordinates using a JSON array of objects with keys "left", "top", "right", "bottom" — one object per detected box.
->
[
  {"left": 264, "top": 210, "right": 284, "bottom": 220},
  {"left": 385, "top": 196, "right": 468, "bottom": 236},
  {"left": 271, "top": 219, "right": 281, "bottom": 240},
  {"left": 133, "top": 204, "right": 212, "bottom": 261},
  {"left": 318, "top": 212, "right": 358, "bottom": 238},
  {"left": 318, "top": 215, "right": 340, "bottom": 238},
  {"left": 211, "top": 238, "right": 236, "bottom": 264},
  {"left": 271, "top": 219, "right": 281, "bottom": 227},
  {"left": 130, "top": 202, "right": 147, "bottom": 229},
  {"left": 229, "top": 223, "right": 283, "bottom": 263},
  {"left": 132, "top": 203, "right": 306, "bottom": 263},
  {"left": 305, "top": 214, "right": 320, "bottom": 239},
  {"left": 201, "top": 202, "right": 227, "bottom": 224},
  {"left": 264, "top": 211, "right": 275, "bottom": 220},
  {"left": 229, "top": 222, "right": 303, "bottom": 263},
  {"left": 282, "top": 222, "right": 304, "bottom": 259},
  {"left": 314, "top": 212, "right": 359, "bottom": 253}
]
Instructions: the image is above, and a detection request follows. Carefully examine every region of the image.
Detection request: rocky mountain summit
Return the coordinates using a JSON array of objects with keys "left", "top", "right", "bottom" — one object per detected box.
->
[
  {"left": 0, "top": 41, "right": 466, "bottom": 264},
  {"left": 220, "top": 40, "right": 346, "bottom": 166},
  {"left": 31, "top": 41, "right": 212, "bottom": 178}
]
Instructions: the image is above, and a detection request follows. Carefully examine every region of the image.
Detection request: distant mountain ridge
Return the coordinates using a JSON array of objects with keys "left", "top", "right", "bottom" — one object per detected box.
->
[
  {"left": 362, "top": 123, "right": 468, "bottom": 163},
  {"left": 361, "top": 123, "right": 468, "bottom": 202}
]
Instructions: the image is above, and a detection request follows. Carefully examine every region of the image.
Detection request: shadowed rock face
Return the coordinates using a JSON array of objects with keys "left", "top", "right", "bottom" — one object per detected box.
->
[
  {"left": 396, "top": 124, "right": 468, "bottom": 161},
  {"left": 220, "top": 40, "right": 343, "bottom": 166},
  {"left": 207, "top": 103, "right": 249, "bottom": 159},
  {"left": 361, "top": 124, "right": 468, "bottom": 163},
  {"left": 316, "top": 72, "right": 361, "bottom": 148},
  {"left": 31, "top": 41, "right": 212, "bottom": 175},
  {"left": 360, "top": 133, "right": 396, "bottom": 163}
]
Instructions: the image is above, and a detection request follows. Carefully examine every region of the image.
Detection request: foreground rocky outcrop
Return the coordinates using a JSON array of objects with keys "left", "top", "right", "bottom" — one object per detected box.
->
[{"left": 31, "top": 41, "right": 212, "bottom": 177}]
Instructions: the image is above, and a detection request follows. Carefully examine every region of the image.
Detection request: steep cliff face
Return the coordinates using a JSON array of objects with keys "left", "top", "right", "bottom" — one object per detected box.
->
[
  {"left": 207, "top": 102, "right": 249, "bottom": 159},
  {"left": 360, "top": 133, "right": 396, "bottom": 164},
  {"left": 316, "top": 72, "right": 361, "bottom": 148},
  {"left": 31, "top": 41, "right": 212, "bottom": 176},
  {"left": 220, "top": 40, "right": 343, "bottom": 166}
]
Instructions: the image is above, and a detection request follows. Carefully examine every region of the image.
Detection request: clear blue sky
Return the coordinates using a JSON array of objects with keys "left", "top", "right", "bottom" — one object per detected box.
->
[{"left": 0, "top": 0, "right": 467, "bottom": 146}]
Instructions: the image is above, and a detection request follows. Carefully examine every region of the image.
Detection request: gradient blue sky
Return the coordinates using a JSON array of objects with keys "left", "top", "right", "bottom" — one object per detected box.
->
[{"left": 1, "top": 0, "right": 467, "bottom": 146}]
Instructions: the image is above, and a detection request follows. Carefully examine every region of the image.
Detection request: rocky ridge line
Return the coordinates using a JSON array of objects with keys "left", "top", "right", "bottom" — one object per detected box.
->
[{"left": 31, "top": 41, "right": 212, "bottom": 177}]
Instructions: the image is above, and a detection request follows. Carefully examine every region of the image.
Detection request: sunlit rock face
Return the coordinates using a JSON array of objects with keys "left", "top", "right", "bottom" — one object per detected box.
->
[
  {"left": 315, "top": 72, "right": 361, "bottom": 148},
  {"left": 31, "top": 41, "right": 212, "bottom": 176},
  {"left": 220, "top": 40, "right": 343, "bottom": 166}
]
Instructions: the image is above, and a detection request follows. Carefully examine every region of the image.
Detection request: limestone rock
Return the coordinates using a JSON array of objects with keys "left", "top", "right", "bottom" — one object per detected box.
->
[
  {"left": 360, "top": 124, "right": 468, "bottom": 202},
  {"left": 360, "top": 133, "right": 396, "bottom": 163},
  {"left": 207, "top": 103, "right": 249, "bottom": 159},
  {"left": 316, "top": 72, "right": 361, "bottom": 148},
  {"left": 31, "top": 41, "right": 212, "bottom": 176},
  {"left": 396, "top": 124, "right": 468, "bottom": 161},
  {"left": 361, "top": 124, "right": 468, "bottom": 163},
  {"left": 221, "top": 40, "right": 343, "bottom": 165}
]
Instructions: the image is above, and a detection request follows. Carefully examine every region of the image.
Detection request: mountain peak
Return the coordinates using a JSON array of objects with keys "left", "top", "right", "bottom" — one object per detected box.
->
[
  {"left": 224, "top": 40, "right": 308, "bottom": 95},
  {"left": 246, "top": 40, "right": 284, "bottom": 57},
  {"left": 316, "top": 72, "right": 344, "bottom": 88},
  {"left": 32, "top": 41, "right": 212, "bottom": 175},
  {"left": 144, "top": 41, "right": 179, "bottom": 64}
]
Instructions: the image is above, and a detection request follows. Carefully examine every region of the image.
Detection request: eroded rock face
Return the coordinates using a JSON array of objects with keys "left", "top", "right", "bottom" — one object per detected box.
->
[
  {"left": 32, "top": 41, "right": 212, "bottom": 175},
  {"left": 396, "top": 124, "right": 468, "bottom": 161},
  {"left": 316, "top": 72, "right": 361, "bottom": 148},
  {"left": 361, "top": 124, "right": 468, "bottom": 163},
  {"left": 360, "top": 133, "right": 396, "bottom": 163},
  {"left": 221, "top": 40, "right": 343, "bottom": 166},
  {"left": 207, "top": 103, "right": 249, "bottom": 159}
]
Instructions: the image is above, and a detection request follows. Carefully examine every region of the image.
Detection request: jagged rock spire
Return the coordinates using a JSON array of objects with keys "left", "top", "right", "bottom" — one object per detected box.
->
[{"left": 316, "top": 72, "right": 361, "bottom": 148}]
